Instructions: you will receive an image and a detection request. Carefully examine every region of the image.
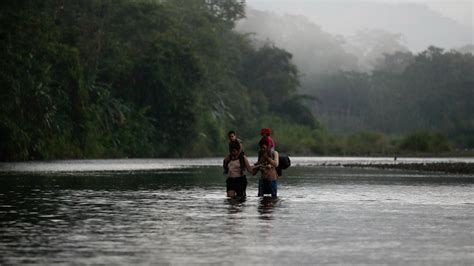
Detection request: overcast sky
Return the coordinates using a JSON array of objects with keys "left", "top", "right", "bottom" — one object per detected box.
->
[
  {"left": 244, "top": 0, "right": 473, "bottom": 51},
  {"left": 246, "top": 0, "right": 473, "bottom": 27}
]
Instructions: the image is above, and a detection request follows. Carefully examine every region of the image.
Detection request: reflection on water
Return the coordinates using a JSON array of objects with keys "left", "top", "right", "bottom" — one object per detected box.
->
[
  {"left": 1, "top": 166, "right": 473, "bottom": 264},
  {"left": 258, "top": 197, "right": 280, "bottom": 220}
]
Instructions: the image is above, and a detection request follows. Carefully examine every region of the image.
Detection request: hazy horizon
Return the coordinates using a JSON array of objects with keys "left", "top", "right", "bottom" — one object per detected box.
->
[{"left": 245, "top": 0, "right": 473, "bottom": 52}]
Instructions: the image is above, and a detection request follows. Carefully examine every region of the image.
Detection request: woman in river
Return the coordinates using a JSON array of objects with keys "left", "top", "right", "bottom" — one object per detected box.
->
[
  {"left": 253, "top": 138, "right": 279, "bottom": 197},
  {"left": 225, "top": 140, "right": 254, "bottom": 198}
]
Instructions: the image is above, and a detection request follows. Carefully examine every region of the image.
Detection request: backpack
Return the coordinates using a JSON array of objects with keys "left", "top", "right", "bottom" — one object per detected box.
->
[{"left": 276, "top": 153, "right": 291, "bottom": 176}]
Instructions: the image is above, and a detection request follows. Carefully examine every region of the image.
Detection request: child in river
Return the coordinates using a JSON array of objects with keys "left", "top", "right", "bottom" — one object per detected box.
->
[{"left": 260, "top": 128, "right": 275, "bottom": 152}]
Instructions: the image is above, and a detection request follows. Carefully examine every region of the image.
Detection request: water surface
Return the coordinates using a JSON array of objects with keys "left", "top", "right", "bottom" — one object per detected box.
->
[
  {"left": 1, "top": 159, "right": 473, "bottom": 264},
  {"left": 2, "top": 157, "right": 474, "bottom": 173}
]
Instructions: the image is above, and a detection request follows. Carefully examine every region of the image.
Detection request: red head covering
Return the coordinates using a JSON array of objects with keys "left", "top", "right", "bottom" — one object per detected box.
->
[{"left": 261, "top": 128, "right": 271, "bottom": 135}]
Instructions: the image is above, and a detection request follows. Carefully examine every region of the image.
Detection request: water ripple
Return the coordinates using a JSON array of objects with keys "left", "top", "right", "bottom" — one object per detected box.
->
[{"left": 0, "top": 166, "right": 473, "bottom": 264}]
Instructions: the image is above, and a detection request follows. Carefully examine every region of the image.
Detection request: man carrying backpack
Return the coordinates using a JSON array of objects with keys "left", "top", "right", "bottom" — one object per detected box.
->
[{"left": 253, "top": 137, "right": 279, "bottom": 197}]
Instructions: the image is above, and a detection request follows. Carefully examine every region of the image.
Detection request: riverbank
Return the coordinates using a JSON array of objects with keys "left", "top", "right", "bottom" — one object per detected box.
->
[
  {"left": 1, "top": 157, "right": 473, "bottom": 175},
  {"left": 343, "top": 162, "right": 474, "bottom": 175}
]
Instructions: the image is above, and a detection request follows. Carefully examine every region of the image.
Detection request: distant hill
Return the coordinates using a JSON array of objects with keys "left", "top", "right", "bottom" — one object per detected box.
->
[{"left": 236, "top": 9, "right": 410, "bottom": 75}]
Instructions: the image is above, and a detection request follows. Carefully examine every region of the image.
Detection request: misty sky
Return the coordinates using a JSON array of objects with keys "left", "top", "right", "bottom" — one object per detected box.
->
[
  {"left": 246, "top": 0, "right": 473, "bottom": 26},
  {"left": 245, "top": 0, "right": 473, "bottom": 51}
]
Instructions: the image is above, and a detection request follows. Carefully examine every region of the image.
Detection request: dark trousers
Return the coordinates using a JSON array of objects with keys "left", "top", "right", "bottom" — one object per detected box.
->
[
  {"left": 226, "top": 176, "right": 247, "bottom": 197},
  {"left": 258, "top": 179, "right": 277, "bottom": 197}
]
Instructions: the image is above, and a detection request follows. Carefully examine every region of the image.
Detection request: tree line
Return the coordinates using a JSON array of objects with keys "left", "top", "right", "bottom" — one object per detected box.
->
[
  {"left": 237, "top": 9, "right": 473, "bottom": 153},
  {"left": 1, "top": 1, "right": 472, "bottom": 161},
  {"left": 311, "top": 47, "right": 474, "bottom": 150},
  {"left": 0, "top": 0, "right": 315, "bottom": 160}
]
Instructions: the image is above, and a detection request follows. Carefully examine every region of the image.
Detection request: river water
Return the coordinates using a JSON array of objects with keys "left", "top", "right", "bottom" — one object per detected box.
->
[{"left": 1, "top": 158, "right": 473, "bottom": 264}]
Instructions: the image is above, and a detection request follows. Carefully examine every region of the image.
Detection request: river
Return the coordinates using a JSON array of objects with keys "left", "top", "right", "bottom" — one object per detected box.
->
[{"left": 1, "top": 158, "right": 473, "bottom": 264}]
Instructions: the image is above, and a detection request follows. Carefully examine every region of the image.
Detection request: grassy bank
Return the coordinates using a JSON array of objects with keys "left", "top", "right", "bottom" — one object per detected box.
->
[{"left": 260, "top": 121, "right": 474, "bottom": 158}]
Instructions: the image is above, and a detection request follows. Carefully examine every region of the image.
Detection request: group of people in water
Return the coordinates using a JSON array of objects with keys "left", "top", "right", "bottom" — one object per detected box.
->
[{"left": 223, "top": 128, "right": 280, "bottom": 199}]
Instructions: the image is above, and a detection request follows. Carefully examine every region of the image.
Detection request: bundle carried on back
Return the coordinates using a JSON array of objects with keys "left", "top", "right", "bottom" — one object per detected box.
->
[{"left": 276, "top": 153, "right": 291, "bottom": 176}]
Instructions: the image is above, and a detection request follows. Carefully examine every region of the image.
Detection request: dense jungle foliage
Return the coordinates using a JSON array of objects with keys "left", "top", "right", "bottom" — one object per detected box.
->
[
  {"left": 0, "top": 0, "right": 315, "bottom": 160},
  {"left": 0, "top": 0, "right": 472, "bottom": 160}
]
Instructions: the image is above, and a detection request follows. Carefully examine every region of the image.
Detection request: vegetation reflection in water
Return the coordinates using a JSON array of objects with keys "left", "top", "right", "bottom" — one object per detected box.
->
[{"left": 1, "top": 166, "right": 473, "bottom": 264}]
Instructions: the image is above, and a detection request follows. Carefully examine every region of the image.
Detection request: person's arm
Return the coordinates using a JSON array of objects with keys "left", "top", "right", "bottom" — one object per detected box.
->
[
  {"left": 223, "top": 155, "right": 228, "bottom": 164},
  {"left": 223, "top": 155, "right": 230, "bottom": 168},
  {"left": 274, "top": 151, "right": 279, "bottom": 168},
  {"left": 252, "top": 167, "right": 259, "bottom": 175},
  {"left": 251, "top": 158, "right": 262, "bottom": 175},
  {"left": 243, "top": 156, "right": 255, "bottom": 173},
  {"left": 266, "top": 151, "right": 279, "bottom": 168}
]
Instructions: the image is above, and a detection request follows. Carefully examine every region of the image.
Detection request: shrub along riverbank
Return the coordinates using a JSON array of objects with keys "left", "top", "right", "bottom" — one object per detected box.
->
[{"left": 248, "top": 117, "right": 470, "bottom": 157}]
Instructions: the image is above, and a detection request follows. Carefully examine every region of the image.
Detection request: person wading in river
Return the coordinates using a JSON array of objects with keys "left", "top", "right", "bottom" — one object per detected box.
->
[
  {"left": 223, "top": 130, "right": 244, "bottom": 175},
  {"left": 253, "top": 138, "right": 279, "bottom": 197},
  {"left": 225, "top": 140, "right": 253, "bottom": 198}
]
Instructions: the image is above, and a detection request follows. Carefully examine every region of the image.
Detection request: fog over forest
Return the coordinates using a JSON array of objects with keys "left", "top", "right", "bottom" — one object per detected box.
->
[
  {"left": 236, "top": 0, "right": 474, "bottom": 148},
  {"left": 244, "top": 0, "right": 473, "bottom": 52},
  {"left": 238, "top": 1, "right": 473, "bottom": 73}
]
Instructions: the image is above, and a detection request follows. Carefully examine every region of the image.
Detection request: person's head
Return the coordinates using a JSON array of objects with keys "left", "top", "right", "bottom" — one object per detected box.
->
[
  {"left": 261, "top": 128, "right": 271, "bottom": 137},
  {"left": 228, "top": 130, "right": 237, "bottom": 141},
  {"left": 229, "top": 139, "right": 241, "bottom": 157},
  {"left": 259, "top": 138, "right": 269, "bottom": 152}
]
